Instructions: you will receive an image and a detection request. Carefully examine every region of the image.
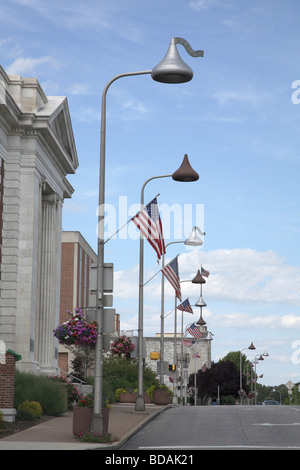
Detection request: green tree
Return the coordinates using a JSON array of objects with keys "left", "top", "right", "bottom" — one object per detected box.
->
[
  {"left": 220, "top": 351, "right": 254, "bottom": 395},
  {"left": 102, "top": 356, "right": 159, "bottom": 393},
  {"left": 188, "top": 360, "right": 243, "bottom": 404}
]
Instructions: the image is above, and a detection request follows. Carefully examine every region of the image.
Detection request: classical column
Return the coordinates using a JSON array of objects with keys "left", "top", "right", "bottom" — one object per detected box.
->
[{"left": 37, "top": 193, "right": 61, "bottom": 374}]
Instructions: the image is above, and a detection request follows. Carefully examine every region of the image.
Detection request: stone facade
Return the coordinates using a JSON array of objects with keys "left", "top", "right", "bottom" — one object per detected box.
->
[
  {"left": 0, "top": 65, "right": 78, "bottom": 374},
  {"left": 145, "top": 325, "right": 212, "bottom": 385}
]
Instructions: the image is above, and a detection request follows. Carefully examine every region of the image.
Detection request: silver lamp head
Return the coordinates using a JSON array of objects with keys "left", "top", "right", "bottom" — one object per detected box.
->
[
  {"left": 195, "top": 295, "right": 207, "bottom": 307},
  {"left": 151, "top": 38, "right": 194, "bottom": 84},
  {"left": 184, "top": 227, "right": 204, "bottom": 246}
]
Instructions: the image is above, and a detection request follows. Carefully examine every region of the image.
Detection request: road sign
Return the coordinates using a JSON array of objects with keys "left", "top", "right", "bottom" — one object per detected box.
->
[
  {"left": 86, "top": 307, "right": 116, "bottom": 333},
  {"left": 90, "top": 263, "right": 114, "bottom": 293},
  {"left": 285, "top": 380, "right": 295, "bottom": 390}
]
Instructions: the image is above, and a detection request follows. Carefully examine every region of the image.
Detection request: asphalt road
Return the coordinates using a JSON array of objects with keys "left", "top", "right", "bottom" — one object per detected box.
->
[{"left": 120, "top": 405, "right": 300, "bottom": 450}]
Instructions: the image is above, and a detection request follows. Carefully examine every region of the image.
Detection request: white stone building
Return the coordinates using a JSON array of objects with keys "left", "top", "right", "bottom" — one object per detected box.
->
[
  {"left": 145, "top": 325, "right": 212, "bottom": 382},
  {"left": 0, "top": 65, "right": 78, "bottom": 374}
]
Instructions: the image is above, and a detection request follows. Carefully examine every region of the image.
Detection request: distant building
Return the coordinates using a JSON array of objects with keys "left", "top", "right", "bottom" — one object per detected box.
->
[
  {"left": 58, "top": 231, "right": 120, "bottom": 375},
  {"left": 0, "top": 65, "right": 78, "bottom": 374},
  {"left": 145, "top": 325, "right": 212, "bottom": 381},
  {"left": 58, "top": 231, "right": 97, "bottom": 374}
]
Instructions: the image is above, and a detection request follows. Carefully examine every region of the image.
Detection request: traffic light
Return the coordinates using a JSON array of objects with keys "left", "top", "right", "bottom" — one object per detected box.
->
[{"left": 169, "top": 364, "right": 176, "bottom": 371}]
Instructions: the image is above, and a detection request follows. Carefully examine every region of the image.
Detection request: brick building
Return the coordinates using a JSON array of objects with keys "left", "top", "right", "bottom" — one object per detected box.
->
[{"left": 58, "top": 231, "right": 97, "bottom": 374}]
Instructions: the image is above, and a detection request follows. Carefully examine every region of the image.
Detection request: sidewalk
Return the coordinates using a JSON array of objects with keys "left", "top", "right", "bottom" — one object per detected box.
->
[{"left": 0, "top": 403, "right": 171, "bottom": 450}]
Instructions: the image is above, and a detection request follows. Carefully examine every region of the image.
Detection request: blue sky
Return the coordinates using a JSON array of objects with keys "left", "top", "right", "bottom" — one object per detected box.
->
[{"left": 1, "top": 0, "right": 300, "bottom": 388}]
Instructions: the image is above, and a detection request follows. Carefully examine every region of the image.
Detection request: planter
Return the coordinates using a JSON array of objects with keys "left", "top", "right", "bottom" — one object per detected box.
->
[
  {"left": 119, "top": 392, "right": 137, "bottom": 403},
  {"left": 73, "top": 406, "right": 109, "bottom": 435},
  {"left": 153, "top": 390, "right": 172, "bottom": 405},
  {"left": 102, "top": 407, "right": 109, "bottom": 434},
  {"left": 143, "top": 392, "right": 151, "bottom": 403},
  {"left": 73, "top": 406, "right": 93, "bottom": 436}
]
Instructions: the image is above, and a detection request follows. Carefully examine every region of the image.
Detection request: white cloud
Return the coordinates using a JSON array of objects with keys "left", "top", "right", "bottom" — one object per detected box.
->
[
  {"left": 68, "top": 84, "right": 91, "bottom": 96},
  {"left": 63, "top": 201, "right": 88, "bottom": 214},
  {"left": 6, "top": 56, "right": 54, "bottom": 76},
  {"left": 113, "top": 248, "right": 300, "bottom": 306},
  {"left": 207, "top": 311, "right": 300, "bottom": 331},
  {"left": 189, "top": 0, "right": 219, "bottom": 10},
  {"left": 281, "top": 314, "right": 300, "bottom": 329},
  {"left": 178, "top": 248, "right": 300, "bottom": 304}
]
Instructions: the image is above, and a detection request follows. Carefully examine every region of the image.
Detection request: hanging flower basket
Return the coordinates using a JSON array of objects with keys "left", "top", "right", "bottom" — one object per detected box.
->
[
  {"left": 53, "top": 309, "right": 98, "bottom": 347},
  {"left": 110, "top": 335, "right": 135, "bottom": 359}
]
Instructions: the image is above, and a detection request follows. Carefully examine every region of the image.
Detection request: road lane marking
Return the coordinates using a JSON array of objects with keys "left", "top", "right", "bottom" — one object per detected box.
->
[
  {"left": 139, "top": 445, "right": 300, "bottom": 450},
  {"left": 252, "top": 423, "right": 300, "bottom": 426}
]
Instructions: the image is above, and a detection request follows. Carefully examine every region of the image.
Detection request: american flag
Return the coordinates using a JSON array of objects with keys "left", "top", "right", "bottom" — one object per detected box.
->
[
  {"left": 182, "top": 338, "right": 195, "bottom": 347},
  {"left": 201, "top": 266, "right": 210, "bottom": 278},
  {"left": 192, "top": 352, "right": 200, "bottom": 358},
  {"left": 187, "top": 323, "right": 202, "bottom": 339},
  {"left": 132, "top": 197, "right": 165, "bottom": 262},
  {"left": 162, "top": 256, "right": 182, "bottom": 301},
  {"left": 177, "top": 298, "right": 193, "bottom": 314}
]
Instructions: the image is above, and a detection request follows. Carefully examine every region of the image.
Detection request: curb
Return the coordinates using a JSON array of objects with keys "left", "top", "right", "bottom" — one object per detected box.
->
[{"left": 100, "top": 405, "right": 173, "bottom": 450}]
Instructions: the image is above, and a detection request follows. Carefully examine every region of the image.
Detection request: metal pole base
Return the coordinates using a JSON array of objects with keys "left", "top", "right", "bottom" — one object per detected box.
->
[
  {"left": 135, "top": 394, "right": 145, "bottom": 411},
  {"left": 90, "top": 413, "right": 103, "bottom": 434}
]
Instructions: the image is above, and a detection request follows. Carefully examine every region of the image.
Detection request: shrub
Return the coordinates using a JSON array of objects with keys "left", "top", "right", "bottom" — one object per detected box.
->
[
  {"left": 102, "top": 356, "right": 159, "bottom": 393},
  {"left": 146, "top": 385, "right": 156, "bottom": 402},
  {"left": 17, "top": 408, "right": 37, "bottom": 421},
  {"left": 76, "top": 394, "right": 94, "bottom": 408},
  {"left": 115, "top": 388, "right": 126, "bottom": 401},
  {"left": 18, "top": 400, "right": 42, "bottom": 418},
  {"left": 76, "top": 431, "right": 112, "bottom": 443},
  {"left": 14, "top": 371, "right": 67, "bottom": 416},
  {"left": 147, "top": 384, "right": 172, "bottom": 402},
  {"left": 50, "top": 376, "right": 81, "bottom": 409}
]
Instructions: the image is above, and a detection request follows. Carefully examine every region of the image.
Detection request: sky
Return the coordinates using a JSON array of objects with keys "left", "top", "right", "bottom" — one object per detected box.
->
[{"left": 1, "top": 0, "right": 300, "bottom": 388}]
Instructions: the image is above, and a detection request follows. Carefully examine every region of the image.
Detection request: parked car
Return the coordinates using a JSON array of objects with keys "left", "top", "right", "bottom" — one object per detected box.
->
[{"left": 262, "top": 399, "right": 279, "bottom": 405}]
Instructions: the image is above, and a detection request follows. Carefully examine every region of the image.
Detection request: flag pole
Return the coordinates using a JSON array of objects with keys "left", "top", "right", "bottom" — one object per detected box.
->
[
  {"left": 143, "top": 268, "right": 161, "bottom": 286},
  {"left": 194, "top": 355, "right": 197, "bottom": 406}
]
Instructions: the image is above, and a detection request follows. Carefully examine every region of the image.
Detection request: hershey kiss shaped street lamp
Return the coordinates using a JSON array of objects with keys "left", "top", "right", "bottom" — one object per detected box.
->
[
  {"left": 151, "top": 37, "right": 204, "bottom": 83},
  {"left": 93, "top": 38, "right": 204, "bottom": 432},
  {"left": 192, "top": 270, "right": 207, "bottom": 326},
  {"left": 159, "top": 227, "right": 205, "bottom": 384},
  {"left": 136, "top": 154, "right": 200, "bottom": 411}
]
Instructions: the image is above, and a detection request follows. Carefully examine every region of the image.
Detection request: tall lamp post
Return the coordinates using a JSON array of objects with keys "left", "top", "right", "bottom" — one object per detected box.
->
[
  {"left": 160, "top": 229, "right": 204, "bottom": 384},
  {"left": 93, "top": 38, "right": 204, "bottom": 430},
  {"left": 239, "top": 342, "right": 256, "bottom": 404},
  {"left": 254, "top": 351, "right": 269, "bottom": 405},
  {"left": 192, "top": 269, "right": 207, "bottom": 326},
  {"left": 136, "top": 157, "right": 200, "bottom": 411}
]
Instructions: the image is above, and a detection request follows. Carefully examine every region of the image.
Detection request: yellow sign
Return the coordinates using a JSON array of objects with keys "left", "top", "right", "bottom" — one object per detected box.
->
[{"left": 150, "top": 352, "right": 161, "bottom": 360}]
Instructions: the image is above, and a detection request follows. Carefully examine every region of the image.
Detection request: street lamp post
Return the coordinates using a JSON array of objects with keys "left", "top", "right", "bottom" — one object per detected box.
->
[
  {"left": 192, "top": 269, "right": 207, "bottom": 326},
  {"left": 272, "top": 388, "right": 282, "bottom": 405},
  {"left": 160, "top": 230, "right": 204, "bottom": 384},
  {"left": 239, "top": 342, "right": 256, "bottom": 404},
  {"left": 136, "top": 157, "right": 200, "bottom": 411},
  {"left": 254, "top": 351, "right": 268, "bottom": 405},
  {"left": 92, "top": 37, "right": 203, "bottom": 432}
]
